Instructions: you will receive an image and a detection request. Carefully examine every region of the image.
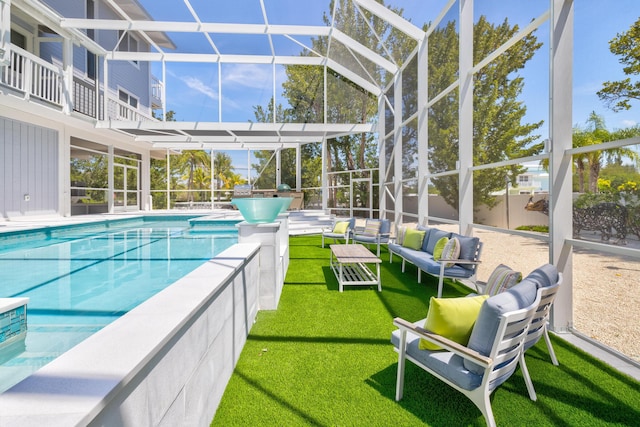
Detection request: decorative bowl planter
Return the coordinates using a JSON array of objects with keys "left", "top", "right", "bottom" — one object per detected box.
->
[{"left": 232, "top": 197, "right": 292, "bottom": 223}]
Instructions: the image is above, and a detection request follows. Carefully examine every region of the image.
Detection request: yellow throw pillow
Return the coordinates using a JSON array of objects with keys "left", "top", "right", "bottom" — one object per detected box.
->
[
  {"left": 419, "top": 295, "right": 489, "bottom": 351},
  {"left": 432, "top": 237, "right": 449, "bottom": 260},
  {"left": 332, "top": 221, "right": 349, "bottom": 234},
  {"left": 402, "top": 228, "right": 426, "bottom": 250}
]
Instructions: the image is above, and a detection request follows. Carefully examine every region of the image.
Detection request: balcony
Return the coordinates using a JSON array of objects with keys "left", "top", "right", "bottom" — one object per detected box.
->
[
  {"left": 151, "top": 75, "right": 164, "bottom": 110},
  {"left": 0, "top": 44, "right": 157, "bottom": 122},
  {"left": 0, "top": 45, "right": 62, "bottom": 107}
]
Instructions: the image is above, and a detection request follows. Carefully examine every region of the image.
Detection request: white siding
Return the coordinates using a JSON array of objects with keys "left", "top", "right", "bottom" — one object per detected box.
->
[{"left": 0, "top": 117, "right": 59, "bottom": 218}]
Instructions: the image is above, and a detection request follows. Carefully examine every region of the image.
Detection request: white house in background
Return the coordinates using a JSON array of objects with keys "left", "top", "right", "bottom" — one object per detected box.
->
[
  {"left": 513, "top": 162, "right": 550, "bottom": 195},
  {"left": 1, "top": 0, "right": 173, "bottom": 218}
]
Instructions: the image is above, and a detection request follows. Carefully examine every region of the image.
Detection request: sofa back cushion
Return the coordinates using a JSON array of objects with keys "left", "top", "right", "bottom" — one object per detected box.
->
[
  {"left": 451, "top": 233, "right": 481, "bottom": 271},
  {"left": 417, "top": 225, "right": 432, "bottom": 252},
  {"left": 463, "top": 278, "right": 538, "bottom": 374},
  {"left": 425, "top": 229, "right": 451, "bottom": 254}
]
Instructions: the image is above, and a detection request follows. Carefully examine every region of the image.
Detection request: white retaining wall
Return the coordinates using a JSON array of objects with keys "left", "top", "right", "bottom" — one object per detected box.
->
[{"left": 0, "top": 242, "right": 261, "bottom": 426}]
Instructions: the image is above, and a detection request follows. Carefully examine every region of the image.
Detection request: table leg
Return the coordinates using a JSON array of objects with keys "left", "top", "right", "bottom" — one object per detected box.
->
[
  {"left": 376, "top": 263, "right": 381, "bottom": 291},
  {"left": 339, "top": 263, "right": 344, "bottom": 292}
]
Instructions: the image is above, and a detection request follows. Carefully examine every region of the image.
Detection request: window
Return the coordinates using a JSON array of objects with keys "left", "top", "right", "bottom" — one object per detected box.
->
[
  {"left": 117, "top": 30, "right": 139, "bottom": 65},
  {"left": 10, "top": 30, "right": 27, "bottom": 50},
  {"left": 119, "top": 89, "right": 138, "bottom": 109},
  {"left": 518, "top": 175, "right": 531, "bottom": 185}
]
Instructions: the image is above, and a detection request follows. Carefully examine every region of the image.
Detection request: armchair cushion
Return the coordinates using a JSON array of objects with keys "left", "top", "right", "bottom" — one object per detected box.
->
[
  {"left": 391, "top": 325, "right": 483, "bottom": 391},
  {"left": 525, "top": 263, "right": 559, "bottom": 289},
  {"left": 402, "top": 228, "right": 426, "bottom": 250},
  {"left": 464, "top": 279, "right": 538, "bottom": 374},
  {"left": 419, "top": 295, "right": 489, "bottom": 351},
  {"left": 332, "top": 221, "right": 349, "bottom": 234},
  {"left": 362, "top": 219, "right": 382, "bottom": 236},
  {"left": 484, "top": 264, "right": 522, "bottom": 296},
  {"left": 432, "top": 237, "right": 449, "bottom": 260}
]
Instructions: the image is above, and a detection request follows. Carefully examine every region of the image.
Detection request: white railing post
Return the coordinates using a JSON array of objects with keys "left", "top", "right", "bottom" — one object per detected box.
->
[{"left": 62, "top": 38, "right": 73, "bottom": 114}]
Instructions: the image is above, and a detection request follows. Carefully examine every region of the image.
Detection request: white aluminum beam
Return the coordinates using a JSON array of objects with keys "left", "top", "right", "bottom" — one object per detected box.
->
[
  {"left": 351, "top": 0, "right": 425, "bottom": 41},
  {"left": 325, "top": 58, "right": 381, "bottom": 96},
  {"left": 60, "top": 19, "right": 332, "bottom": 37},
  {"left": 332, "top": 29, "right": 397, "bottom": 73},
  {"left": 98, "top": 120, "right": 375, "bottom": 132}
]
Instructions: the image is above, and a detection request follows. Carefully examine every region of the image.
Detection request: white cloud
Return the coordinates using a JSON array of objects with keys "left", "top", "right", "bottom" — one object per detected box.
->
[
  {"left": 621, "top": 119, "right": 637, "bottom": 127},
  {"left": 182, "top": 76, "right": 219, "bottom": 101},
  {"left": 222, "top": 64, "right": 272, "bottom": 89}
]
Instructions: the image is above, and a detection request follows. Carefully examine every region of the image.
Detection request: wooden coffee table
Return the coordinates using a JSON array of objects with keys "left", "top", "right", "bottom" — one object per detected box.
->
[{"left": 330, "top": 244, "right": 382, "bottom": 292}]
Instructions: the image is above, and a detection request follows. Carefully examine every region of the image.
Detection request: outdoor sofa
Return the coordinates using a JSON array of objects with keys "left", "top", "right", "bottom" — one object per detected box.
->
[{"left": 389, "top": 225, "right": 482, "bottom": 297}]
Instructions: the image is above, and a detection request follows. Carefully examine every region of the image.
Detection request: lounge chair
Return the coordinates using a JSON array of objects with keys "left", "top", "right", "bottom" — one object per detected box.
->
[
  {"left": 391, "top": 277, "right": 542, "bottom": 427},
  {"left": 351, "top": 218, "right": 391, "bottom": 257},
  {"left": 322, "top": 218, "right": 356, "bottom": 247}
]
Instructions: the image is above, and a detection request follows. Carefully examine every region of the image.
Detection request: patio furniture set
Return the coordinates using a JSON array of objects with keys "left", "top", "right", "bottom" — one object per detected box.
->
[{"left": 321, "top": 217, "right": 563, "bottom": 427}]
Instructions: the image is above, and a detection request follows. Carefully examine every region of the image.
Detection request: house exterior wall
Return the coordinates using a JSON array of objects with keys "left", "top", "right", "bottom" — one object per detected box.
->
[
  {"left": 0, "top": 116, "right": 59, "bottom": 219},
  {"left": 38, "top": 0, "right": 152, "bottom": 112}
]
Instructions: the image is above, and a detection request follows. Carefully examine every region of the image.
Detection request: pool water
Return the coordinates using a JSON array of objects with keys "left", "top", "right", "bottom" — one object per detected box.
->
[{"left": 0, "top": 217, "right": 239, "bottom": 393}]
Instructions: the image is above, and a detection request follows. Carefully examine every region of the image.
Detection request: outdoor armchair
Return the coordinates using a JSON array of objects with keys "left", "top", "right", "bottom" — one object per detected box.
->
[
  {"left": 322, "top": 217, "right": 356, "bottom": 247},
  {"left": 519, "top": 268, "right": 563, "bottom": 401},
  {"left": 391, "top": 278, "right": 541, "bottom": 427},
  {"left": 351, "top": 218, "right": 391, "bottom": 257}
]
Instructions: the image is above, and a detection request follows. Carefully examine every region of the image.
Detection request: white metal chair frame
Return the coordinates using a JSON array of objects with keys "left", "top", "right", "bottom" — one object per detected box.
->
[
  {"left": 518, "top": 274, "right": 563, "bottom": 401},
  {"left": 393, "top": 293, "right": 540, "bottom": 427}
]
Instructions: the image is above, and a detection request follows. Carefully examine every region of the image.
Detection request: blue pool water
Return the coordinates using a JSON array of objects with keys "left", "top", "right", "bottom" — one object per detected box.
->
[{"left": 0, "top": 216, "right": 239, "bottom": 393}]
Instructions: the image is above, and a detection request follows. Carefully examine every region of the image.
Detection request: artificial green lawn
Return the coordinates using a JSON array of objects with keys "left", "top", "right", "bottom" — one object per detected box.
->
[{"left": 211, "top": 235, "right": 640, "bottom": 426}]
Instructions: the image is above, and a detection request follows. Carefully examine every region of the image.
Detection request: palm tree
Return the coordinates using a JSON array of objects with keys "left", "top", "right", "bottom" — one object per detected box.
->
[
  {"left": 581, "top": 112, "right": 640, "bottom": 192},
  {"left": 541, "top": 112, "right": 640, "bottom": 193},
  {"left": 176, "top": 150, "right": 211, "bottom": 202},
  {"left": 213, "top": 152, "right": 235, "bottom": 201}
]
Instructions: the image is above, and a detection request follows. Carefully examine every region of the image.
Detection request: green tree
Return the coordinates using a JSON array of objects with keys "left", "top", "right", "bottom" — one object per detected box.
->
[
  {"left": 597, "top": 17, "right": 640, "bottom": 111},
  {"left": 213, "top": 152, "right": 234, "bottom": 201},
  {"left": 428, "top": 17, "right": 544, "bottom": 210},
  {"left": 252, "top": 0, "right": 394, "bottom": 207},
  {"left": 573, "top": 112, "right": 640, "bottom": 192},
  {"left": 176, "top": 150, "right": 211, "bottom": 202}
]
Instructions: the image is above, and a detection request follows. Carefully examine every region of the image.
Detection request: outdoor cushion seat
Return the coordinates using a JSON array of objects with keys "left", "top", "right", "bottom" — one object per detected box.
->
[
  {"left": 391, "top": 325, "right": 482, "bottom": 390},
  {"left": 392, "top": 277, "right": 542, "bottom": 427}
]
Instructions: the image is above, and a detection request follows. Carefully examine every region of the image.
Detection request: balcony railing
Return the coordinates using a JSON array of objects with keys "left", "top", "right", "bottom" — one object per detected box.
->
[
  {"left": 0, "top": 44, "right": 156, "bottom": 122},
  {"left": 0, "top": 45, "right": 63, "bottom": 106},
  {"left": 151, "top": 75, "right": 164, "bottom": 109},
  {"left": 107, "top": 97, "right": 155, "bottom": 122}
]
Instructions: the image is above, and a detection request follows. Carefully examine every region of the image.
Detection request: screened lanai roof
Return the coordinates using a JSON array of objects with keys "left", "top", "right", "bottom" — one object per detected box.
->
[{"left": 52, "top": 0, "right": 429, "bottom": 149}]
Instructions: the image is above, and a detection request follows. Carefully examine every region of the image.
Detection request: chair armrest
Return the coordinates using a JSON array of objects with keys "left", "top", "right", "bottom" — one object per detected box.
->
[{"left": 393, "top": 317, "right": 492, "bottom": 368}]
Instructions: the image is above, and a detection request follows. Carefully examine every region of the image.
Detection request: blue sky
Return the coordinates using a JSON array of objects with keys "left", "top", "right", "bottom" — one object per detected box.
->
[{"left": 140, "top": 0, "right": 640, "bottom": 178}]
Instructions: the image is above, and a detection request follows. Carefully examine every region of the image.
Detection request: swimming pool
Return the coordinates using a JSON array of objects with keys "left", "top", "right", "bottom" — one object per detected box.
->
[{"left": 0, "top": 216, "right": 239, "bottom": 393}]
